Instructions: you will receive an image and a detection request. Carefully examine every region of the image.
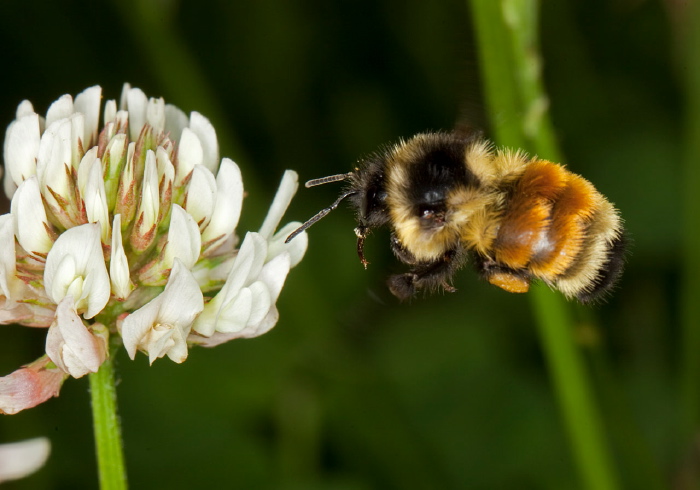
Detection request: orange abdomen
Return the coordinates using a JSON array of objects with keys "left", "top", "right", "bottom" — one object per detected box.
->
[{"left": 493, "top": 160, "right": 601, "bottom": 282}]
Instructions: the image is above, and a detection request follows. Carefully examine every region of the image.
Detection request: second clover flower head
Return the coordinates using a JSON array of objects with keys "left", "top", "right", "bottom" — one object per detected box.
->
[{"left": 0, "top": 84, "right": 308, "bottom": 414}]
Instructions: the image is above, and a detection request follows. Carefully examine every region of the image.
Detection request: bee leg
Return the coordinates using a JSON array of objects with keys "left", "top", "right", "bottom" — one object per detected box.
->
[
  {"left": 387, "top": 273, "right": 420, "bottom": 300},
  {"left": 387, "top": 249, "right": 463, "bottom": 300},
  {"left": 355, "top": 226, "right": 371, "bottom": 269},
  {"left": 389, "top": 233, "right": 419, "bottom": 265},
  {"left": 475, "top": 256, "right": 531, "bottom": 294}
]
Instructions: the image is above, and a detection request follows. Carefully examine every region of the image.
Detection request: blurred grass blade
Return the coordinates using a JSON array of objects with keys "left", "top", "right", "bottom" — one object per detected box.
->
[
  {"left": 110, "top": 0, "right": 247, "bottom": 181},
  {"left": 468, "top": 1, "right": 619, "bottom": 488},
  {"left": 681, "top": 0, "right": 700, "bottom": 436}
]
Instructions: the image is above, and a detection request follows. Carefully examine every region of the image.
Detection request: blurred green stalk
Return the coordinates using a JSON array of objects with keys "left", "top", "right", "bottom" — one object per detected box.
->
[
  {"left": 681, "top": 0, "right": 700, "bottom": 435},
  {"left": 468, "top": 1, "right": 619, "bottom": 489},
  {"left": 90, "top": 358, "right": 128, "bottom": 490}
]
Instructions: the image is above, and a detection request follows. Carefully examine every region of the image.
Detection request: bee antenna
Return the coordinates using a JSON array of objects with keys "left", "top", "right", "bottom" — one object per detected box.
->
[
  {"left": 285, "top": 189, "right": 358, "bottom": 243},
  {"left": 305, "top": 172, "right": 353, "bottom": 188}
]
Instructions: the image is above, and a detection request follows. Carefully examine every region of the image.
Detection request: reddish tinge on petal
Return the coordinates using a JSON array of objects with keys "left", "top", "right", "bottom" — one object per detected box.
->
[{"left": 0, "top": 357, "right": 67, "bottom": 415}]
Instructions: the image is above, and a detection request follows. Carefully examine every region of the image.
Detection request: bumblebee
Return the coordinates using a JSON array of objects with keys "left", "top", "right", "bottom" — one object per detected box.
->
[{"left": 286, "top": 131, "right": 625, "bottom": 302}]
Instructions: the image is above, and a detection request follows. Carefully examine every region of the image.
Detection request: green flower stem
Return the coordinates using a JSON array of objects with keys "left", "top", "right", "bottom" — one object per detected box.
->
[
  {"left": 469, "top": 1, "right": 619, "bottom": 489},
  {"left": 531, "top": 286, "right": 618, "bottom": 490},
  {"left": 89, "top": 357, "right": 128, "bottom": 490}
]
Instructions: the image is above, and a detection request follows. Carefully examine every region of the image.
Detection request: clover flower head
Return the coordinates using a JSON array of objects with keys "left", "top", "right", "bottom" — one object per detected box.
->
[{"left": 0, "top": 84, "right": 308, "bottom": 413}]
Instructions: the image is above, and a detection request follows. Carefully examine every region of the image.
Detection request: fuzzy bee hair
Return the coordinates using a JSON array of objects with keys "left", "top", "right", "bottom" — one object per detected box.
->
[{"left": 287, "top": 131, "right": 625, "bottom": 302}]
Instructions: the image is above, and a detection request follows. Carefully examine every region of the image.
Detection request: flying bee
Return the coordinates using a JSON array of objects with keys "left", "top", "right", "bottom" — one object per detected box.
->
[{"left": 285, "top": 131, "right": 625, "bottom": 302}]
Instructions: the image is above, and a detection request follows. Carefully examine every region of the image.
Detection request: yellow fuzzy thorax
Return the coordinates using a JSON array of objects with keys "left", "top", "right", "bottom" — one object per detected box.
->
[
  {"left": 385, "top": 137, "right": 529, "bottom": 262},
  {"left": 391, "top": 216, "right": 460, "bottom": 262}
]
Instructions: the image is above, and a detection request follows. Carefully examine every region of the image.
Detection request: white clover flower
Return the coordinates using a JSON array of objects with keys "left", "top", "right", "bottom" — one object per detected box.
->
[
  {"left": 45, "top": 297, "right": 109, "bottom": 378},
  {"left": 120, "top": 259, "right": 203, "bottom": 364},
  {"left": 0, "top": 84, "right": 307, "bottom": 413}
]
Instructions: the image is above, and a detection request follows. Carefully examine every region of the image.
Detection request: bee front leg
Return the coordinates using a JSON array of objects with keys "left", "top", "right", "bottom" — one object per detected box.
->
[
  {"left": 389, "top": 234, "right": 419, "bottom": 265},
  {"left": 387, "top": 248, "right": 463, "bottom": 300}
]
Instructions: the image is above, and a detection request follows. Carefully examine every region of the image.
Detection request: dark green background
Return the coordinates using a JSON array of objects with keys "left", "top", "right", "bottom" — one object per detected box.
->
[{"left": 0, "top": 0, "right": 683, "bottom": 488}]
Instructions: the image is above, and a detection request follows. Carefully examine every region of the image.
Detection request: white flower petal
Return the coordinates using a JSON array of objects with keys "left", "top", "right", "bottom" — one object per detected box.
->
[
  {"left": 187, "top": 330, "right": 234, "bottom": 347},
  {"left": 0, "top": 214, "right": 21, "bottom": 307},
  {"left": 145, "top": 326, "right": 176, "bottom": 364},
  {"left": 216, "top": 287, "right": 252, "bottom": 333},
  {"left": 103, "top": 99, "right": 117, "bottom": 125},
  {"left": 84, "top": 157, "right": 111, "bottom": 244},
  {"left": 68, "top": 113, "right": 84, "bottom": 168},
  {"left": 49, "top": 255, "right": 77, "bottom": 302},
  {"left": 146, "top": 97, "right": 165, "bottom": 134},
  {"left": 80, "top": 273, "right": 111, "bottom": 321},
  {"left": 258, "top": 252, "right": 291, "bottom": 304},
  {"left": 139, "top": 150, "right": 160, "bottom": 229},
  {"left": 241, "top": 306, "right": 279, "bottom": 339},
  {"left": 266, "top": 221, "right": 308, "bottom": 267},
  {"left": 3, "top": 112, "right": 40, "bottom": 197},
  {"left": 164, "top": 205, "right": 201, "bottom": 270},
  {"left": 10, "top": 177, "right": 53, "bottom": 256},
  {"left": 44, "top": 223, "right": 110, "bottom": 318},
  {"left": 74, "top": 85, "right": 102, "bottom": 147},
  {"left": 110, "top": 214, "right": 132, "bottom": 300},
  {"left": 45, "top": 94, "right": 73, "bottom": 129},
  {"left": 188, "top": 112, "right": 219, "bottom": 173},
  {"left": 201, "top": 158, "right": 243, "bottom": 251},
  {"left": 76, "top": 146, "right": 98, "bottom": 195},
  {"left": 155, "top": 146, "right": 174, "bottom": 201},
  {"left": 114, "top": 109, "right": 129, "bottom": 132},
  {"left": 119, "top": 83, "right": 131, "bottom": 109},
  {"left": 163, "top": 329, "right": 189, "bottom": 363},
  {"left": 185, "top": 165, "right": 217, "bottom": 229},
  {"left": 125, "top": 86, "right": 148, "bottom": 141},
  {"left": 45, "top": 297, "right": 106, "bottom": 377},
  {"left": 118, "top": 141, "right": 136, "bottom": 206},
  {"left": 103, "top": 133, "right": 128, "bottom": 209},
  {"left": 247, "top": 280, "right": 272, "bottom": 326},
  {"left": 164, "top": 104, "right": 189, "bottom": 141},
  {"left": 120, "top": 260, "right": 203, "bottom": 363},
  {"left": 191, "top": 253, "right": 235, "bottom": 289},
  {"left": 15, "top": 100, "right": 36, "bottom": 119},
  {"left": 0, "top": 438, "right": 51, "bottom": 484},
  {"left": 156, "top": 260, "right": 204, "bottom": 326},
  {"left": 191, "top": 233, "right": 266, "bottom": 337},
  {"left": 36, "top": 118, "right": 73, "bottom": 202},
  {"left": 224, "top": 232, "right": 267, "bottom": 298},
  {"left": 121, "top": 302, "right": 159, "bottom": 360},
  {"left": 258, "top": 170, "right": 299, "bottom": 239},
  {"left": 0, "top": 215, "right": 14, "bottom": 289},
  {"left": 176, "top": 128, "right": 203, "bottom": 186},
  {"left": 189, "top": 305, "right": 217, "bottom": 337}
]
